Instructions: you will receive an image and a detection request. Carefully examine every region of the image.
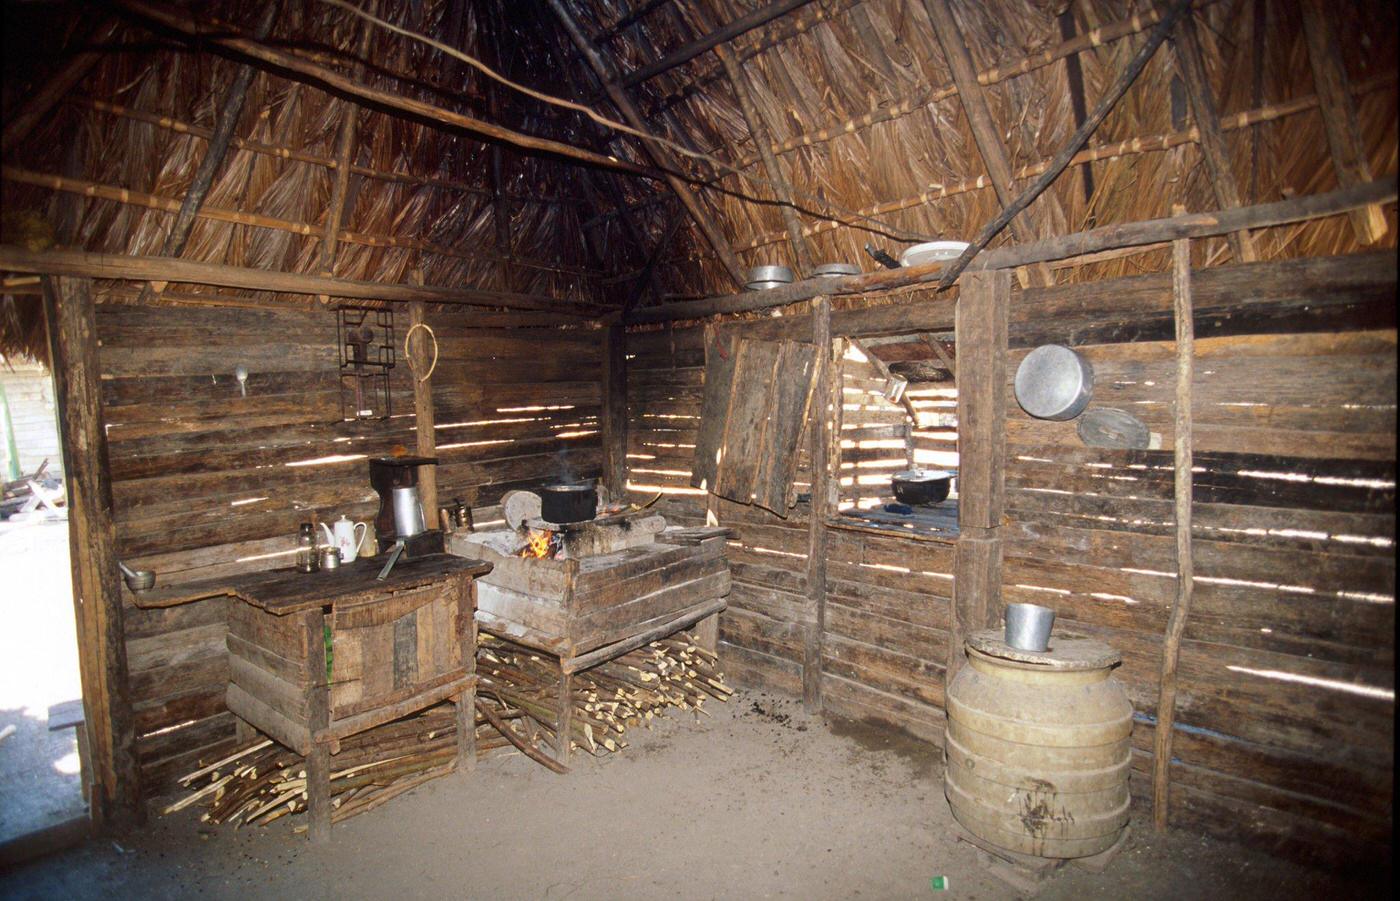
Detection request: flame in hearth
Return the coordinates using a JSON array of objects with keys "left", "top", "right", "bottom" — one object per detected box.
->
[{"left": 519, "top": 528, "right": 556, "bottom": 559}]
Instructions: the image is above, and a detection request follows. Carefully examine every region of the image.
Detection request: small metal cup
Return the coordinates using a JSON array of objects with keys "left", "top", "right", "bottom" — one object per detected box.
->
[
  {"left": 320, "top": 546, "right": 342, "bottom": 571},
  {"left": 1005, "top": 603, "right": 1056, "bottom": 652}
]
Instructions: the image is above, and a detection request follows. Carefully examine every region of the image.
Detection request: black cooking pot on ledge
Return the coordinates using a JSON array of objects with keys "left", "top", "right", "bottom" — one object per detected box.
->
[
  {"left": 891, "top": 470, "right": 952, "bottom": 506},
  {"left": 537, "top": 482, "right": 598, "bottom": 524}
]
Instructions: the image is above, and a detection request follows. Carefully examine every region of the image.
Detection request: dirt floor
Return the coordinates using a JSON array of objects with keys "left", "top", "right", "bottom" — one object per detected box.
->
[{"left": 0, "top": 690, "right": 1389, "bottom": 900}]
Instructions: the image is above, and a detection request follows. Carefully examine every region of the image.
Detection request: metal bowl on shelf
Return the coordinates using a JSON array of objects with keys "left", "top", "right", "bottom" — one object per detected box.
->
[
  {"left": 811, "top": 262, "right": 861, "bottom": 277},
  {"left": 745, "top": 265, "right": 794, "bottom": 290}
]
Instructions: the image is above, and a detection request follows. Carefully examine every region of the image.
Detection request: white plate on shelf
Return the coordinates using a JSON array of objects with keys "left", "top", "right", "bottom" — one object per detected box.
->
[{"left": 900, "top": 240, "right": 970, "bottom": 267}]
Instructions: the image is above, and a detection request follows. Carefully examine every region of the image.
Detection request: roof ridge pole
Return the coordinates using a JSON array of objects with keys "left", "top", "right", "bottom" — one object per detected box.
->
[
  {"left": 1297, "top": 0, "right": 1389, "bottom": 244},
  {"left": 136, "top": 0, "right": 280, "bottom": 305},
  {"left": 935, "top": 0, "right": 1194, "bottom": 290},
  {"left": 690, "top": 2, "right": 816, "bottom": 276},
  {"left": 546, "top": 0, "right": 749, "bottom": 290},
  {"left": 922, "top": 0, "right": 1059, "bottom": 289},
  {"left": 1167, "top": 5, "right": 1256, "bottom": 262}
]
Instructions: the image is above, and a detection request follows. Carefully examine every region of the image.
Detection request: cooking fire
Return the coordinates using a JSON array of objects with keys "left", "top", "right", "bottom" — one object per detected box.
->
[{"left": 518, "top": 527, "right": 559, "bottom": 559}]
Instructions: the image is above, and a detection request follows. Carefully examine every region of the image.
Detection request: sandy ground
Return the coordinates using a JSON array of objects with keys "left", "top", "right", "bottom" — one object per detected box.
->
[
  {"left": 1, "top": 689, "right": 1387, "bottom": 900},
  {"left": 0, "top": 518, "right": 84, "bottom": 847}
]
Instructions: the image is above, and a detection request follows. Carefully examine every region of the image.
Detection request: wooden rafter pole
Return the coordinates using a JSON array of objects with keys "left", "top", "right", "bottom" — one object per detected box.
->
[
  {"left": 546, "top": 0, "right": 748, "bottom": 290},
  {"left": 624, "top": 203, "right": 685, "bottom": 314},
  {"left": 693, "top": 4, "right": 815, "bottom": 275},
  {"left": 0, "top": 245, "right": 603, "bottom": 314},
  {"left": 1152, "top": 237, "right": 1195, "bottom": 831},
  {"left": 625, "top": 176, "right": 1396, "bottom": 323},
  {"left": 139, "top": 1, "right": 278, "bottom": 305},
  {"left": 936, "top": 0, "right": 1194, "bottom": 290},
  {"left": 319, "top": 1, "right": 375, "bottom": 276},
  {"left": 113, "top": 0, "right": 658, "bottom": 179},
  {"left": 923, "top": 0, "right": 1058, "bottom": 288},
  {"left": 1, "top": 19, "right": 120, "bottom": 154},
  {"left": 42, "top": 276, "right": 142, "bottom": 824},
  {"left": 1168, "top": 8, "right": 1256, "bottom": 262},
  {"left": 1297, "top": 0, "right": 1388, "bottom": 244},
  {"left": 408, "top": 298, "right": 438, "bottom": 526},
  {"left": 616, "top": 0, "right": 816, "bottom": 89}
]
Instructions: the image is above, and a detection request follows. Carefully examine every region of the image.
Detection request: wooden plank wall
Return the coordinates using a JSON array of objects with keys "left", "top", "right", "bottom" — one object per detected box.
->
[
  {"left": 98, "top": 301, "right": 600, "bottom": 792},
  {"left": 625, "top": 250, "right": 1394, "bottom": 865},
  {"left": 1001, "top": 250, "right": 1396, "bottom": 864}
]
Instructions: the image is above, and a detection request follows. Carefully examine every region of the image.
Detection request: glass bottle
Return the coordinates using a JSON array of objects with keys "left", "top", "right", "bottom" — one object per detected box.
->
[{"left": 296, "top": 522, "right": 319, "bottom": 573}]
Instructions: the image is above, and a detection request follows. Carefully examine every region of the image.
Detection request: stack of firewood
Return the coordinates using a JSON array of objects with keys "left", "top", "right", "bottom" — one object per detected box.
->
[
  {"left": 165, "top": 633, "right": 731, "bottom": 829},
  {"left": 477, "top": 631, "right": 732, "bottom": 771}
]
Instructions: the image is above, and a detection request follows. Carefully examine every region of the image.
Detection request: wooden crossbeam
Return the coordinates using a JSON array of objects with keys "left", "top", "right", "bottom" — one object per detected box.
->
[{"left": 615, "top": 0, "right": 817, "bottom": 89}]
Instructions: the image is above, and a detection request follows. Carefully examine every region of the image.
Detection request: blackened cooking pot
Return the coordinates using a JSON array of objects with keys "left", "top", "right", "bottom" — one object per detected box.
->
[
  {"left": 537, "top": 482, "right": 598, "bottom": 524},
  {"left": 891, "top": 470, "right": 952, "bottom": 506}
]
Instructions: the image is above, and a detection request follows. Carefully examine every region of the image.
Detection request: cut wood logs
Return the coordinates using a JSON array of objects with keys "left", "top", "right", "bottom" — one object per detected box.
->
[{"left": 164, "top": 631, "right": 732, "bottom": 830}]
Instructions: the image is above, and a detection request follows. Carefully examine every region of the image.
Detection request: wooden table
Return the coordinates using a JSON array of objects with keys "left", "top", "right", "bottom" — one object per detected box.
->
[{"left": 131, "top": 553, "right": 492, "bottom": 842}]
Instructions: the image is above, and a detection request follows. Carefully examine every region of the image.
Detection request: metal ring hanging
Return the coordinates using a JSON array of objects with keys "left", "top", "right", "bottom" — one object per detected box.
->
[{"left": 404, "top": 322, "right": 438, "bottom": 382}]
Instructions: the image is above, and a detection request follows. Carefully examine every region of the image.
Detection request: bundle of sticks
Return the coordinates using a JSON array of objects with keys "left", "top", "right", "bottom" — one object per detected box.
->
[
  {"left": 165, "top": 632, "right": 731, "bottom": 829},
  {"left": 477, "top": 630, "right": 732, "bottom": 772}
]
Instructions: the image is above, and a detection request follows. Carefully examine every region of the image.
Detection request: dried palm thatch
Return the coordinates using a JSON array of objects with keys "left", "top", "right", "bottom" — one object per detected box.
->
[{"left": 1, "top": 0, "right": 1396, "bottom": 356}]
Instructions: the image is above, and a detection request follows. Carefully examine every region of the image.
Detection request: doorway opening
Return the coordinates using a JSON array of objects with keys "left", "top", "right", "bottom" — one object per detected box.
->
[{"left": 0, "top": 352, "right": 87, "bottom": 853}]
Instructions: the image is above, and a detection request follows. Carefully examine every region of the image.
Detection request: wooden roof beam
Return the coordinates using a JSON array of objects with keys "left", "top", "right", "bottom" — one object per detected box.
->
[
  {"left": 112, "top": 0, "right": 660, "bottom": 179},
  {"left": 923, "top": 0, "right": 1058, "bottom": 288},
  {"left": 1298, "top": 0, "right": 1389, "bottom": 244},
  {"left": 547, "top": 0, "right": 747, "bottom": 290},
  {"left": 690, "top": 4, "right": 815, "bottom": 275},
  {"left": 1, "top": 18, "right": 120, "bottom": 153},
  {"left": 612, "top": 0, "right": 817, "bottom": 89},
  {"left": 0, "top": 245, "right": 608, "bottom": 315},
  {"left": 1169, "top": 8, "right": 1256, "bottom": 262},
  {"left": 624, "top": 177, "right": 1396, "bottom": 324},
  {"left": 319, "top": 1, "right": 375, "bottom": 276}
]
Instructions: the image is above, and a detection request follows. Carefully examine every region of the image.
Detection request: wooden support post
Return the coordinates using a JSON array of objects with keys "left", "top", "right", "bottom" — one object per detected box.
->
[
  {"left": 698, "top": 6, "right": 815, "bottom": 275},
  {"left": 693, "top": 612, "right": 720, "bottom": 658},
  {"left": 546, "top": 0, "right": 749, "bottom": 290},
  {"left": 1298, "top": 0, "right": 1389, "bottom": 244},
  {"left": 408, "top": 301, "right": 438, "bottom": 521},
  {"left": 1153, "top": 238, "right": 1195, "bottom": 831},
  {"left": 949, "top": 269, "right": 1009, "bottom": 681},
  {"left": 924, "top": 0, "right": 1057, "bottom": 288},
  {"left": 601, "top": 323, "right": 629, "bottom": 501},
  {"left": 1169, "top": 10, "right": 1256, "bottom": 262},
  {"left": 41, "top": 275, "right": 141, "bottom": 825},
  {"left": 457, "top": 575, "right": 478, "bottom": 772},
  {"left": 554, "top": 670, "right": 574, "bottom": 764},
  {"left": 305, "top": 607, "right": 332, "bottom": 843},
  {"left": 803, "top": 296, "right": 832, "bottom": 712}
]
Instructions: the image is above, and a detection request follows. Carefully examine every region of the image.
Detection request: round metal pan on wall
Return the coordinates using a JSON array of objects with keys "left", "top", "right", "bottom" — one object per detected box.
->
[{"left": 1014, "top": 345, "right": 1095, "bottom": 421}]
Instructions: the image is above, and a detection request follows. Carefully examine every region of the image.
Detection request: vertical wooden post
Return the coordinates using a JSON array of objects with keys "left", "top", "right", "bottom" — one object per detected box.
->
[
  {"left": 42, "top": 275, "right": 142, "bottom": 825},
  {"left": 305, "top": 607, "right": 332, "bottom": 843},
  {"left": 803, "top": 297, "right": 832, "bottom": 713},
  {"left": 1153, "top": 238, "right": 1196, "bottom": 831},
  {"left": 554, "top": 669, "right": 574, "bottom": 764},
  {"left": 949, "top": 269, "right": 1010, "bottom": 683},
  {"left": 408, "top": 302, "right": 438, "bottom": 522},
  {"left": 1298, "top": 0, "right": 1388, "bottom": 244},
  {"left": 456, "top": 575, "right": 478, "bottom": 772},
  {"left": 601, "top": 323, "right": 629, "bottom": 501}
]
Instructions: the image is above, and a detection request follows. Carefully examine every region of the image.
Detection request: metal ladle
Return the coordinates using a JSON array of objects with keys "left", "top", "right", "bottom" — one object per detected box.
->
[{"left": 118, "top": 560, "right": 156, "bottom": 592}]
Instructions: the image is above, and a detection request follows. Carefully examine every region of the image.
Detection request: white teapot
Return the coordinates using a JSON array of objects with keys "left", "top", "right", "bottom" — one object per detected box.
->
[{"left": 320, "top": 515, "right": 368, "bottom": 563}]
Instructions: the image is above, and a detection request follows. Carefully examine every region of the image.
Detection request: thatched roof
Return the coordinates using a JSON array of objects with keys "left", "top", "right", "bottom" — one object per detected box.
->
[{"left": 1, "top": 0, "right": 1396, "bottom": 358}]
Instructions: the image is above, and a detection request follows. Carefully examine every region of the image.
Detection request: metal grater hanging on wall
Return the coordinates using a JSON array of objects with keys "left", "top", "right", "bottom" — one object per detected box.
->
[{"left": 337, "top": 306, "right": 395, "bottom": 420}]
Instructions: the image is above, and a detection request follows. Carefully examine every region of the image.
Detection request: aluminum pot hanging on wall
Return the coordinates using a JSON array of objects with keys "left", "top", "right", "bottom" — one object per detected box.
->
[{"left": 1014, "top": 344, "right": 1095, "bottom": 421}]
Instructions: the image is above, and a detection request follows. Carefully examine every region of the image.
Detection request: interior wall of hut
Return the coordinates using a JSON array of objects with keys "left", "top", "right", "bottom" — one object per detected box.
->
[{"left": 0, "top": 0, "right": 1394, "bottom": 880}]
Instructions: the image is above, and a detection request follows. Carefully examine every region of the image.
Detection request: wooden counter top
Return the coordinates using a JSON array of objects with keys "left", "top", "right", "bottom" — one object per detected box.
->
[{"left": 128, "top": 552, "right": 493, "bottom": 614}]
